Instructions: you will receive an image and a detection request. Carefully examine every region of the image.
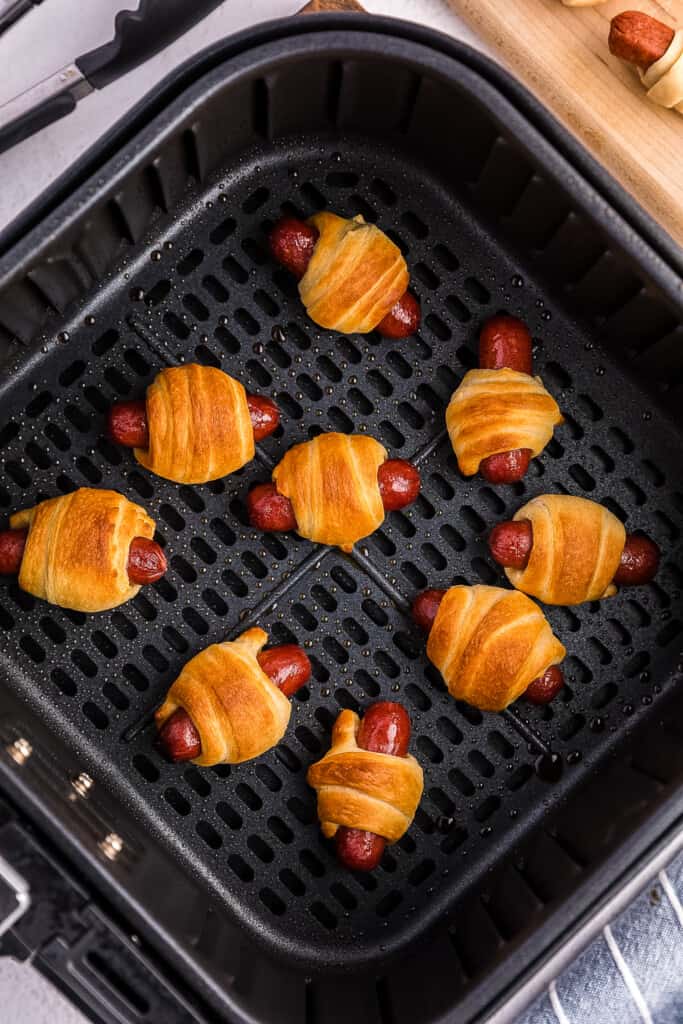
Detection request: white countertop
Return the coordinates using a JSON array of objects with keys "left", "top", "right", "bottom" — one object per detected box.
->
[{"left": 0, "top": 0, "right": 485, "bottom": 233}]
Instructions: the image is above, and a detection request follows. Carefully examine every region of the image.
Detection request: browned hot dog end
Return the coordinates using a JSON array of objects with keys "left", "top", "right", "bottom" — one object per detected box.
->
[
  {"left": 479, "top": 315, "right": 533, "bottom": 374},
  {"left": 246, "top": 394, "right": 281, "bottom": 442},
  {"left": 127, "top": 537, "right": 168, "bottom": 585},
  {"left": 613, "top": 533, "right": 660, "bottom": 586},
  {"left": 334, "top": 827, "right": 386, "bottom": 872},
  {"left": 256, "top": 644, "right": 312, "bottom": 697},
  {"left": 268, "top": 217, "right": 319, "bottom": 279},
  {"left": 108, "top": 400, "right": 149, "bottom": 449},
  {"left": 376, "top": 292, "right": 421, "bottom": 339},
  {"left": 157, "top": 708, "right": 202, "bottom": 762},
  {"left": 609, "top": 12, "right": 675, "bottom": 71},
  {"left": 524, "top": 665, "right": 564, "bottom": 705},
  {"left": 377, "top": 460, "right": 421, "bottom": 511},
  {"left": 488, "top": 520, "right": 533, "bottom": 570},
  {"left": 0, "top": 528, "right": 28, "bottom": 575},
  {"left": 411, "top": 588, "right": 446, "bottom": 633},
  {"left": 480, "top": 449, "right": 532, "bottom": 485},
  {"left": 247, "top": 483, "right": 298, "bottom": 532}
]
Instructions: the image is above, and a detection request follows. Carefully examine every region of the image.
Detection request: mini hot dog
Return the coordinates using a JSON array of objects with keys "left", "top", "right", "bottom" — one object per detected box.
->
[
  {"left": 158, "top": 642, "right": 312, "bottom": 762},
  {"left": 479, "top": 315, "right": 536, "bottom": 491},
  {"left": 307, "top": 702, "right": 424, "bottom": 871},
  {"left": 248, "top": 458, "right": 421, "bottom": 532},
  {"left": 107, "top": 364, "right": 279, "bottom": 486},
  {"left": 489, "top": 520, "right": 660, "bottom": 586},
  {"left": 411, "top": 589, "right": 564, "bottom": 705},
  {"left": 247, "top": 483, "right": 299, "bottom": 533},
  {"left": 0, "top": 528, "right": 29, "bottom": 577},
  {"left": 334, "top": 702, "right": 412, "bottom": 871},
  {"left": 609, "top": 12, "right": 675, "bottom": 71},
  {"left": 0, "top": 488, "right": 165, "bottom": 613},
  {"left": 108, "top": 392, "right": 280, "bottom": 448},
  {"left": 269, "top": 214, "right": 421, "bottom": 338},
  {"left": 609, "top": 11, "right": 682, "bottom": 116},
  {"left": 487, "top": 495, "right": 660, "bottom": 604},
  {"left": 478, "top": 316, "right": 533, "bottom": 484},
  {"left": 446, "top": 315, "right": 562, "bottom": 485},
  {"left": 0, "top": 529, "right": 166, "bottom": 585},
  {"left": 247, "top": 433, "right": 420, "bottom": 552}
]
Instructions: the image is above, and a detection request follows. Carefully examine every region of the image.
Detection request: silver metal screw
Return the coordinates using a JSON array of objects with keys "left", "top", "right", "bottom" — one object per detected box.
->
[
  {"left": 6, "top": 738, "right": 32, "bottom": 765},
  {"left": 98, "top": 832, "right": 124, "bottom": 862},
  {"left": 71, "top": 772, "right": 94, "bottom": 798}
]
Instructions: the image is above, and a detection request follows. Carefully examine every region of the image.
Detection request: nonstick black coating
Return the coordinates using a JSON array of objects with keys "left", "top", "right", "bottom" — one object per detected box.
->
[{"left": 1, "top": 130, "right": 681, "bottom": 974}]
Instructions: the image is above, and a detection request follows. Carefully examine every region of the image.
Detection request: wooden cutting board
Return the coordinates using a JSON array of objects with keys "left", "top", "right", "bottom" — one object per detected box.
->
[{"left": 448, "top": 0, "right": 683, "bottom": 250}]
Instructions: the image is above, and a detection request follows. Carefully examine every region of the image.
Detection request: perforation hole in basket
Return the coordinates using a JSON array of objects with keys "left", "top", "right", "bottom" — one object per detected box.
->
[
  {"left": 51, "top": 668, "right": 77, "bottom": 697},
  {"left": 102, "top": 682, "right": 129, "bottom": 711},
  {"left": 334, "top": 688, "right": 360, "bottom": 712},
  {"left": 474, "top": 796, "right": 500, "bottom": 822},
  {"left": 83, "top": 702, "right": 108, "bottom": 730},
  {"left": 133, "top": 754, "right": 159, "bottom": 783},
  {"left": 197, "top": 821, "right": 222, "bottom": 849},
  {"left": 215, "top": 801, "right": 242, "bottom": 831},
  {"left": 227, "top": 855, "right": 253, "bottom": 883}
]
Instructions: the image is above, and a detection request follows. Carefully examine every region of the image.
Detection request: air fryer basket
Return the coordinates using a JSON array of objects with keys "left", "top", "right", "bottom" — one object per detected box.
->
[{"left": 0, "top": 17, "right": 681, "bottom": 1024}]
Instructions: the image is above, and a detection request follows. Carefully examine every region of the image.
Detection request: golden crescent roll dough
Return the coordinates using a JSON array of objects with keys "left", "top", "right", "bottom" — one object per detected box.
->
[
  {"left": 134, "top": 364, "right": 255, "bottom": 484},
  {"left": 272, "top": 432, "right": 387, "bottom": 552},
  {"left": 307, "top": 709, "right": 424, "bottom": 842},
  {"left": 427, "top": 585, "right": 566, "bottom": 712},
  {"left": 505, "top": 494, "right": 626, "bottom": 605},
  {"left": 639, "top": 31, "right": 683, "bottom": 114},
  {"left": 446, "top": 369, "right": 562, "bottom": 476},
  {"left": 10, "top": 488, "right": 155, "bottom": 613},
  {"left": 298, "top": 212, "right": 409, "bottom": 334},
  {"left": 155, "top": 628, "right": 291, "bottom": 767}
]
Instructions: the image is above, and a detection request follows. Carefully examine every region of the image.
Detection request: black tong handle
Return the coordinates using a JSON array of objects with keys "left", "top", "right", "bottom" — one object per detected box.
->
[{"left": 76, "top": 0, "right": 224, "bottom": 88}]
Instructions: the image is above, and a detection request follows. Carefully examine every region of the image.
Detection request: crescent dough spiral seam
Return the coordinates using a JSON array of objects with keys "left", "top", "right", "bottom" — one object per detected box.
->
[{"left": 314, "top": 781, "right": 415, "bottom": 836}]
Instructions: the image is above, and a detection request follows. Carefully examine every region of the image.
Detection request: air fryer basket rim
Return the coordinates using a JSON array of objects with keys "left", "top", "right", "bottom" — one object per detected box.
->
[
  {"left": 0, "top": 16, "right": 681, "bottom": 1024},
  {"left": 0, "top": 743, "right": 679, "bottom": 1024},
  {"left": 1, "top": 11, "right": 681, "bottom": 281}
]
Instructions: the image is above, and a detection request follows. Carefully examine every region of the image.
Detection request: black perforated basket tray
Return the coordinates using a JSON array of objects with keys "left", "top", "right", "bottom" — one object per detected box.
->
[{"left": 0, "top": 15, "right": 681, "bottom": 1024}]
